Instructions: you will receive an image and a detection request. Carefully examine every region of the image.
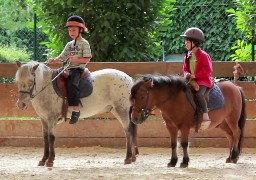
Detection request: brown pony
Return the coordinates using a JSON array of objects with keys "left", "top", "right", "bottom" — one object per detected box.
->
[{"left": 129, "top": 74, "right": 246, "bottom": 168}]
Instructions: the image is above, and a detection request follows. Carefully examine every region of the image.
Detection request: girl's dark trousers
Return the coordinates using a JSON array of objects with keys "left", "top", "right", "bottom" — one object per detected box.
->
[{"left": 196, "top": 85, "right": 208, "bottom": 113}]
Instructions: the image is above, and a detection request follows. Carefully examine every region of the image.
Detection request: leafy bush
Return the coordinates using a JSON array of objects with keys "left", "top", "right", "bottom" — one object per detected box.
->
[
  {"left": 0, "top": 44, "right": 31, "bottom": 62},
  {"left": 230, "top": 40, "right": 252, "bottom": 61},
  {"left": 227, "top": 0, "right": 256, "bottom": 61}
]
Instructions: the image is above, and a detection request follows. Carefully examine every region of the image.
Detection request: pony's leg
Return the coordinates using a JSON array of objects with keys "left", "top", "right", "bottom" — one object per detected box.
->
[
  {"left": 111, "top": 109, "right": 136, "bottom": 164},
  {"left": 226, "top": 118, "right": 241, "bottom": 163},
  {"left": 179, "top": 127, "right": 190, "bottom": 168},
  {"left": 45, "top": 121, "right": 57, "bottom": 167},
  {"left": 38, "top": 120, "right": 49, "bottom": 166},
  {"left": 219, "top": 121, "right": 234, "bottom": 163},
  {"left": 131, "top": 121, "right": 139, "bottom": 156},
  {"left": 123, "top": 121, "right": 135, "bottom": 164},
  {"left": 128, "top": 121, "right": 139, "bottom": 163},
  {"left": 166, "top": 125, "right": 178, "bottom": 167}
]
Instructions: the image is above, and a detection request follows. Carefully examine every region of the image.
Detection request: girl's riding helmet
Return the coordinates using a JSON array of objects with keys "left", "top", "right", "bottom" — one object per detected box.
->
[{"left": 180, "top": 27, "right": 205, "bottom": 43}]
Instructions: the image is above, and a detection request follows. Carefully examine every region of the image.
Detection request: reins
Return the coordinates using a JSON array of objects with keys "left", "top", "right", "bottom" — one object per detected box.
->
[{"left": 19, "top": 61, "right": 70, "bottom": 100}]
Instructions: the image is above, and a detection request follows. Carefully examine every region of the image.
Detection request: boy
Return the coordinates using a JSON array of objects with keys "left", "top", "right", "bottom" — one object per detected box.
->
[{"left": 48, "top": 15, "right": 92, "bottom": 124}]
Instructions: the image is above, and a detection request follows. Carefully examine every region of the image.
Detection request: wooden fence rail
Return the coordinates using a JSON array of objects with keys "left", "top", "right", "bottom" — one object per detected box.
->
[{"left": 0, "top": 62, "right": 256, "bottom": 147}]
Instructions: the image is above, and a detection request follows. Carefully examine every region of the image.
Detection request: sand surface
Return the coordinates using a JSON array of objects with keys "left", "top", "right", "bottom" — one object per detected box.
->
[{"left": 0, "top": 147, "right": 256, "bottom": 180}]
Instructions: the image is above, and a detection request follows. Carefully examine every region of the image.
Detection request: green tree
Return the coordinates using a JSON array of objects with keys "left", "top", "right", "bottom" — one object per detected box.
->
[
  {"left": 28, "top": 0, "right": 176, "bottom": 62},
  {"left": 0, "top": 0, "right": 35, "bottom": 61},
  {"left": 0, "top": 0, "right": 33, "bottom": 46}
]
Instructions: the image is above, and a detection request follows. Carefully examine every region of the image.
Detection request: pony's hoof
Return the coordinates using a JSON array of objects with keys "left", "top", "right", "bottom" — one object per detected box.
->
[
  {"left": 131, "top": 157, "right": 137, "bottom": 162},
  {"left": 180, "top": 163, "right": 188, "bottom": 168},
  {"left": 135, "top": 148, "right": 139, "bottom": 155},
  {"left": 168, "top": 158, "right": 178, "bottom": 167},
  {"left": 46, "top": 161, "right": 54, "bottom": 167},
  {"left": 226, "top": 157, "right": 231, "bottom": 163},
  {"left": 231, "top": 158, "right": 239, "bottom": 164},
  {"left": 167, "top": 163, "right": 176, "bottom": 167},
  {"left": 38, "top": 161, "right": 45, "bottom": 166},
  {"left": 124, "top": 158, "right": 132, "bottom": 164}
]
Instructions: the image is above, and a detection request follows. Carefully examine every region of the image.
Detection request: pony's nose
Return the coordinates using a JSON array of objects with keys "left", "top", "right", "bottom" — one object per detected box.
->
[{"left": 131, "top": 117, "right": 140, "bottom": 125}]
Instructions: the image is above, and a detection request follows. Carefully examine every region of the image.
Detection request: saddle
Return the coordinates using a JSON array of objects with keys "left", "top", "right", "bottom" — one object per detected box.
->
[
  {"left": 186, "top": 81, "right": 225, "bottom": 132},
  {"left": 186, "top": 79, "right": 225, "bottom": 111},
  {"left": 52, "top": 68, "right": 93, "bottom": 122},
  {"left": 52, "top": 68, "right": 93, "bottom": 98}
]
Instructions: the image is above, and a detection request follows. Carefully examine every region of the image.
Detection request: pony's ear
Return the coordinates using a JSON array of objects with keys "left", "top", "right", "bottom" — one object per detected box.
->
[
  {"left": 16, "top": 61, "right": 22, "bottom": 68},
  {"left": 32, "top": 64, "right": 40, "bottom": 73},
  {"left": 145, "top": 78, "right": 154, "bottom": 88}
]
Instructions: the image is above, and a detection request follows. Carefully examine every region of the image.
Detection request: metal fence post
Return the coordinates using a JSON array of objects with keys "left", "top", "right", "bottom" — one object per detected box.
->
[
  {"left": 34, "top": 14, "right": 37, "bottom": 61},
  {"left": 252, "top": 29, "right": 255, "bottom": 62}
]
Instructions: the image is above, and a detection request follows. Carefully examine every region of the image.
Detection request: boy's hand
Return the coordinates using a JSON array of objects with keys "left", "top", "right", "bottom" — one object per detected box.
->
[
  {"left": 47, "top": 58, "right": 55, "bottom": 64},
  {"left": 69, "top": 55, "right": 74, "bottom": 62}
]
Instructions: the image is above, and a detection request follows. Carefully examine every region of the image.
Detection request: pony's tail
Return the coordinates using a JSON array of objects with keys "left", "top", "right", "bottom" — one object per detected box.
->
[{"left": 238, "top": 88, "right": 246, "bottom": 154}]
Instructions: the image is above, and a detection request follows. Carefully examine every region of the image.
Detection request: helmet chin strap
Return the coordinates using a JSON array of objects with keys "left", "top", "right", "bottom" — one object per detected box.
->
[
  {"left": 189, "top": 40, "right": 196, "bottom": 51},
  {"left": 185, "top": 40, "right": 197, "bottom": 62},
  {"left": 73, "top": 28, "right": 83, "bottom": 46}
]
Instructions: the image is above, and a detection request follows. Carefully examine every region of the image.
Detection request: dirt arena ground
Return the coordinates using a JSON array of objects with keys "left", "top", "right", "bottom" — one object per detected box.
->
[{"left": 0, "top": 146, "right": 255, "bottom": 180}]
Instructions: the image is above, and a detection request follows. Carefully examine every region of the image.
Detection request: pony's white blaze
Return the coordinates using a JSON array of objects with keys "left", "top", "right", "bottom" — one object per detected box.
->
[{"left": 15, "top": 61, "right": 138, "bottom": 167}]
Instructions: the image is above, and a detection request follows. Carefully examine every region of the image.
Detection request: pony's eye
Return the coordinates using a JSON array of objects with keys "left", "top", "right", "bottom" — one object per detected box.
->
[
  {"left": 141, "top": 96, "right": 145, "bottom": 100},
  {"left": 19, "top": 83, "right": 25, "bottom": 89},
  {"left": 28, "top": 80, "right": 34, "bottom": 87}
]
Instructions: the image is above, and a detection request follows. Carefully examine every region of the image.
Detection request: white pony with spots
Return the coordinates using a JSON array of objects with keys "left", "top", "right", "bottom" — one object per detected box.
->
[{"left": 15, "top": 61, "right": 138, "bottom": 167}]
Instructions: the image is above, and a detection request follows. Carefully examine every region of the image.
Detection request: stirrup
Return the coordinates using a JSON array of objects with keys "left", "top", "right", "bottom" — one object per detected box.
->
[{"left": 70, "top": 111, "right": 80, "bottom": 124}]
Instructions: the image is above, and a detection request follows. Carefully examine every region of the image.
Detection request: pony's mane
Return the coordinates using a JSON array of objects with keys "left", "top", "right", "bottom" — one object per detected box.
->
[
  {"left": 15, "top": 61, "right": 46, "bottom": 82},
  {"left": 131, "top": 74, "right": 187, "bottom": 95}
]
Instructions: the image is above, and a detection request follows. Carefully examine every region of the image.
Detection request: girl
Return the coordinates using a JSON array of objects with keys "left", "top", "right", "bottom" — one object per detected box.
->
[{"left": 181, "top": 27, "right": 213, "bottom": 130}]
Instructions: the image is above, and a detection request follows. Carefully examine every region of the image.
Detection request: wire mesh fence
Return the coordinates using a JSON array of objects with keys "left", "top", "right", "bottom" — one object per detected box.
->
[
  {"left": 0, "top": 11, "right": 48, "bottom": 62},
  {"left": 163, "top": 0, "right": 243, "bottom": 62},
  {"left": 0, "top": 1, "right": 251, "bottom": 62}
]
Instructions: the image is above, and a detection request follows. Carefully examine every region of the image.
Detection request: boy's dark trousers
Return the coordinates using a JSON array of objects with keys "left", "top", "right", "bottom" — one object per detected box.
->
[{"left": 67, "top": 68, "right": 84, "bottom": 106}]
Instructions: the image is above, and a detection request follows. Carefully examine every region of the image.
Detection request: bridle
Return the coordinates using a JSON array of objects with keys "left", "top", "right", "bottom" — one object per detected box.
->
[
  {"left": 18, "top": 62, "right": 70, "bottom": 100},
  {"left": 131, "top": 88, "right": 156, "bottom": 120},
  {"left": 131, "top": 84, "right": 174, "bottom": 119},
  {"left": 18, "top": 71, "right": 37, "bottom": 98}
]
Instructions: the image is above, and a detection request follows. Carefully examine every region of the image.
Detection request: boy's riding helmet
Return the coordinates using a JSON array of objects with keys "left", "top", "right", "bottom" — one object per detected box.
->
[
  {"left": 65, "top": 15, "right": 88, "bottom": 32},
  {"left": 180, "top": 27, "right": 205, "bottom": 43}
]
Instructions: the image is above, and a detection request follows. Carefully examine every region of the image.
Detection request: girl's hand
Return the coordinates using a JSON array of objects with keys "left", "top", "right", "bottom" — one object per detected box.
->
[
  {"left": 190, "top": 74, "right": 195, "bottom": 79},
  {"left": 185, "top": 73, "right": 191, "bottom": 80}
]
